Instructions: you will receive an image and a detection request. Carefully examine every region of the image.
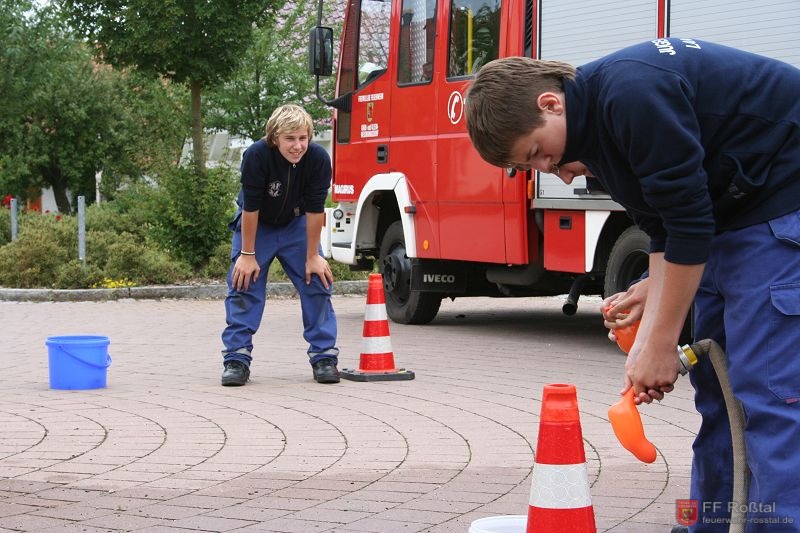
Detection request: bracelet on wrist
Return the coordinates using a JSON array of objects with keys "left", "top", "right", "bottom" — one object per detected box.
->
[{"left": 240, "top": 251, "right": 256, "bottom": 256}]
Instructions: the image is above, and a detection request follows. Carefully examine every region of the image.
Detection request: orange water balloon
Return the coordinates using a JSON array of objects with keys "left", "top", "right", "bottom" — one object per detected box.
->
[
  {"left": 608, "top": 388, "right": 657, "bottom": 463},
  {"left": 614, "top": 321, "right": 639, "bottom": 353},
  {"left": 604, "top": 306, "right": 639, "bottom": 353}
]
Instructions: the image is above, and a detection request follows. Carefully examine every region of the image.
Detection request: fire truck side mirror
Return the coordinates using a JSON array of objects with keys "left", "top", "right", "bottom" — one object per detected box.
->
[{"left": 308, "top": 26, "right": 334, "bottom": 77}]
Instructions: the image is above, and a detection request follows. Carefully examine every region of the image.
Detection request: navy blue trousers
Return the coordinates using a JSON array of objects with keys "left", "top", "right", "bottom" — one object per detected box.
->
[
  {"left": 221, "top": 214, "right": 339, "bottom": 368},
  {"left": 690, "top": 209, "right": 800, "bottom": 532}
]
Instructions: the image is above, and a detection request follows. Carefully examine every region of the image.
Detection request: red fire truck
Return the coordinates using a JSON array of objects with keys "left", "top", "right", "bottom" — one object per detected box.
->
[{"left": 309, "top": 0, "right": 800, "bottom": 324}]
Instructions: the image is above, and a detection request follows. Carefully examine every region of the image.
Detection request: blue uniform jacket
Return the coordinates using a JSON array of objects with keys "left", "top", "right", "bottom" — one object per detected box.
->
[
  {"left": 560, "top": 38, "right": 800, "bottom": 264},
  {"left": 239, "top": 140, "right": 331, "bottom": 227}
]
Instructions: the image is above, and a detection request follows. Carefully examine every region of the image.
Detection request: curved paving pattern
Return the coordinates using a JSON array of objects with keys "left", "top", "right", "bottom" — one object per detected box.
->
[{"left": 0, "top": 295, "right": 699, "bottom": 532}]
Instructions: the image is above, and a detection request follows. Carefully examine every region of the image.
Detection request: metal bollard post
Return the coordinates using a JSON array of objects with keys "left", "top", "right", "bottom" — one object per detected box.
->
[
  {"left": 78, "top": 195, "right": 86, "bottom": 265},
  {"left": 10, "top": 198, "right": 18, "bottom": 241}
]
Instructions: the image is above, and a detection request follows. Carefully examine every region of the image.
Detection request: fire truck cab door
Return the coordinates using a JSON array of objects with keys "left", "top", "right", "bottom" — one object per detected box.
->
[
  {"left": 388, "top": 0, "right": 439, "bottom": 257},
  {"left": 435, "top": 0, "right": 512, "bottom": 264},
  {"left": 334, "top": 0, "right": 393, "bottom": 203}
]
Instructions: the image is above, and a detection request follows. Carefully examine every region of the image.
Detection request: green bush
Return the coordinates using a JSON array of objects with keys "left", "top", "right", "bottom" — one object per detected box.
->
[
  {"left": 0, "top": 188, "right": 371, "bottom": 288},
  {"left": 151, "top": 166, "right": 238, "bottom": 268},
  {"left": 21, "top": 212, "right": 78, "bottom": 250},
  {"left": 0, "top": 207, "right": 10, "bottom": 245},
  {"left": 85, "top": 200, "right": 124, "bottom": 234},
  {"left": 89, "top": 184, "right": 161, "bottom": 241},
  {"left": 0, "top": 223, "right": 72, "bottom": 288},
  {"left": 54, "top": 260, "right": 105, "bottom": 289},
  {"left": 85, "top": 229, "right": 132, "bottom": 268},
  {"left": 104, "top": 239, "right": 191, "bottom": 285},
  {"left": 200, "top": 242, "right": 232, "bottom": 280}
]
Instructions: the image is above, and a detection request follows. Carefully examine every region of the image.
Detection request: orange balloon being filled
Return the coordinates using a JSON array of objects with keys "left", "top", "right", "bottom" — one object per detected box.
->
[
  {"left": 608, "top": 389, "right": 657, "bottom": 463},
  {"left": 614, "top": 322, "right": 639, "bottom": 353},
  {"left": 604, "top": 306, "right": 639, "bottom": 353},
  {"left": 604, "top": 306, "right": 656, "bottom": 462}
]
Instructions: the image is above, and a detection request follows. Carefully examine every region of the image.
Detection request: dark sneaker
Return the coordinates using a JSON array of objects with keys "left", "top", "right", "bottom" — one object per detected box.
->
[
  {"left": 312, "top": 358, "right": 340, "bottom": 384},
  {"left": 221, "top": 360, "right": 250, "bottom": 386}
]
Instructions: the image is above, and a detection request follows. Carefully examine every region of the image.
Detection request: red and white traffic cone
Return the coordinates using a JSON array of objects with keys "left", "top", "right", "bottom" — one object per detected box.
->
[
  {"left": 527, "top": 383, "right": 596, "bottom": 532},
  {"left": 340, "top": 273, "right": 415, "bottom": 382}
]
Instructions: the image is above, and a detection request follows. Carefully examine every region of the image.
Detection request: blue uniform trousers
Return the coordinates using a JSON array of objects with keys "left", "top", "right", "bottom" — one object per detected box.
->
[
  {"left": 221, "top": 214, "right": 339, "bottom": 368},
  {"left": 690, "top": 208, "right": 800, "bottom": 532}
]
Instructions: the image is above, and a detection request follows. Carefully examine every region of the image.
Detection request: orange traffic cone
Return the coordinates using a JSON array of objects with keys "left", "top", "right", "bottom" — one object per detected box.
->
[
  {"left": 340, "top": 273, "right": 415, "bottom": 382},
  {"left": 527, "top": 384, "right": 596, "bottom": 532}
]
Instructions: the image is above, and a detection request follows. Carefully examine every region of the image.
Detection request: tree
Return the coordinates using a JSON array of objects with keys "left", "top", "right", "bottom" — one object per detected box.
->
[
  {"left": 0, "top": 1, "right": 187, "bottom": 212},
  {"left": 61, "top": 0, "right": 277, "bottom": 174},
  {"left": 0, "top": 0, "right": 31, "bottom": 192},
  {"left": 92, "top": 68, "right": 190, "bottom": 200},
  {"left": 0, "top": 2, "right": 186, "bottom": 212},
  {"left": 205, "top": 0, "right": 341, "bottom": 142}
]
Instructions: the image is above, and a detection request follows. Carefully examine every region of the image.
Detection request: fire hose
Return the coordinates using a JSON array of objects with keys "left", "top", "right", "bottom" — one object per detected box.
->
[{"left": 607, "top": 331, "right": 749, "bottom": 532}]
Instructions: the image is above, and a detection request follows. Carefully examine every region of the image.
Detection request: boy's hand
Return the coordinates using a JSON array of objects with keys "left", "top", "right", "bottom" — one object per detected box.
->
[
  {"left": 602, "top": 277, "right": 649, "bottom": 340},
  {"left": 232, "top": 254, "right": 260, "bottom": 291},
  {"left": 306, "top": 255, "right": 334, "bottom": 288},
  {"left": 622, "top": 333, "right": 678, "bottom": 404}
]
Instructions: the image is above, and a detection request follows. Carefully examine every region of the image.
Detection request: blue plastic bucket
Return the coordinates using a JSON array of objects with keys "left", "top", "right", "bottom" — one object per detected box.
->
[{"left": 45, "top": 335, "right": 112, "bottom": 390}]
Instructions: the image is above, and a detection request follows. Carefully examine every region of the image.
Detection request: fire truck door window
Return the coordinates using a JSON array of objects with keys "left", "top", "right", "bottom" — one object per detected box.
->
[
  {"left": 398, "top": 0, "right": 437, "bottom": 85},
  {"left": 357, "top": 0, "right": 391, "bottom": 88},
  {"left": 447, "top": 0, "right": 500, "bottom": 78}
]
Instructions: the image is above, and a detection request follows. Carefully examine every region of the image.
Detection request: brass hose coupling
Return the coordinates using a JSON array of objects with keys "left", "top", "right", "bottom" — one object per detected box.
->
[{"left": 677, "top": 344, "right": 699, "bottom": 375}]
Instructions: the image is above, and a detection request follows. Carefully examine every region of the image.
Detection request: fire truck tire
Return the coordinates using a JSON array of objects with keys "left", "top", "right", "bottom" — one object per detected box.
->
[
  {"left": 604, "top": 225, "right": 694, "bottom": 344},
  {"left": 604, "top": 226, "right": 650, "bottom": 298},
  {"left": 379, "top": 221, "right": 442, "bottom": 325}
]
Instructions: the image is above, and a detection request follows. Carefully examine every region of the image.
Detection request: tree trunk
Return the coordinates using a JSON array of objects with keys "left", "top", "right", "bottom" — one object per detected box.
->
[
  {"left": 43, "top": 166, "right": 71, "bottom": 214},
  {"left": 190, "top": 79, "right": 205, "bottom": 175}
]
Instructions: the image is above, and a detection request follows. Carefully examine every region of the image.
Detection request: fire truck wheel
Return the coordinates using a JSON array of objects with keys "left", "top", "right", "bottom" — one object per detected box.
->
[
  {"left": 379, "top": 221, "right": 442, "bottom": 325},
  {"left": 604, "top": 225, "right": 694, "bottom": 344},
  {"left": 604, "top": 226, "right": 650, "bottom": 298}
]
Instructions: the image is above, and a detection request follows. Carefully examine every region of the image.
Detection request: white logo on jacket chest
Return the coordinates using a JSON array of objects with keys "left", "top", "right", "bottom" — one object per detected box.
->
[{"left": 268, "top": 181, "right": 282, "bottom": 197}]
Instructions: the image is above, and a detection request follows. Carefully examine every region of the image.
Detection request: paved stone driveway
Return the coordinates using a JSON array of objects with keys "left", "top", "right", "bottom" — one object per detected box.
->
[{"left": 0, "top": 294, "right": 699, "bottom": 532}]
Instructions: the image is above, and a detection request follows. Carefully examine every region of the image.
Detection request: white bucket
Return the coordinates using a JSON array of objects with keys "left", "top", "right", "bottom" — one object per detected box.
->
[{"left": 468, "top": 515, "right": 527, "bottom": 533}]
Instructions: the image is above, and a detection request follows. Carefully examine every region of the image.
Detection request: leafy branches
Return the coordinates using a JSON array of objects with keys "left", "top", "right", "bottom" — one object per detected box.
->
[
  {"left": 205, "top": 0, "right": 339, "bottom": 142},
  {"left": 60, "top": 0, "right": 278, "bottom": 172},
  {"left": 0, "top": 1, "right": 186, "bottom": 212}
]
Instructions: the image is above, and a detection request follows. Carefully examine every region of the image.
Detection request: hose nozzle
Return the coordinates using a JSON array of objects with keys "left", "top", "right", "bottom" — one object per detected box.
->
[{"left": 677, "top": 344, "right": 699, "bottom": 375}]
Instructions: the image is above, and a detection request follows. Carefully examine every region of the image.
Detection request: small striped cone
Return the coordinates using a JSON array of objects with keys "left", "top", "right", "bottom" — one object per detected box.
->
[
  {"left": 340, "top": 273, "right": 415, "bottom": 381},
  {"left": 527, "top": 384, "right": 596, "bottom": 532}
]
